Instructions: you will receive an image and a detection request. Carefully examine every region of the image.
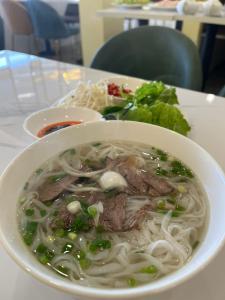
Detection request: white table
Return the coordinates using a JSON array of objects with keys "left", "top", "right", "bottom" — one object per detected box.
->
[
  {"left": 97, "top": 7, "right": 225, "bottom": 46},
  {"left": 0, "top": 50, "right": 225, "bottom": 300}
]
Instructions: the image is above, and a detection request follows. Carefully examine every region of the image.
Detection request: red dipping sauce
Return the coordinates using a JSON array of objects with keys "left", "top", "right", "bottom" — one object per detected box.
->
[{"left": 37, "top": 121, "right": 81, "bottom": 138}]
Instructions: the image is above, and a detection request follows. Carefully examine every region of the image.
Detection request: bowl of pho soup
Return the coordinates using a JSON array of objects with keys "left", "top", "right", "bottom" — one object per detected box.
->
[{"left": 0, "top": 121, "right": 225, "bottom": 300}]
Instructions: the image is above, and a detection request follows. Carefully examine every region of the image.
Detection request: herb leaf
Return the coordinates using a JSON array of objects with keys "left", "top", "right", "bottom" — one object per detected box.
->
[{"left": 89, "top": 239, "right": 111, "bottom": 253}]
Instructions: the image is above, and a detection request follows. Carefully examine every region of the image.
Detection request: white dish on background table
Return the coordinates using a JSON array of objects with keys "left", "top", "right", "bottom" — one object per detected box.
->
[
  {"left": 112, "top": 3, "right": 144, "bottom": 9},
  {"left": 147, "top": 3, "right": 177, "bottom": 11},
  {"left": 23, "top": 106, "right": 103, "bottom": 139},
  {"left": 1, "top": 121, "right": 225, "bottom": 299}
]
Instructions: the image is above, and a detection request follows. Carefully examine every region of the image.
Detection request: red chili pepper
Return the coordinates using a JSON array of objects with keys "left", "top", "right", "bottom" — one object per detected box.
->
[{"left": 107, "top": 83, "right": 131, "bottom": 97}]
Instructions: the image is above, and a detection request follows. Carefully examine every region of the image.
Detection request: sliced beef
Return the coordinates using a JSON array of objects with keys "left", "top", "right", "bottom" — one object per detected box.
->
[
  {"left": 51, "top": 204, "right": 75, "bottom": 229},
  {"left": 98, "top": 193, "right": 153, "bottom": 232},
  {"left": 107, "top": 155, "right": 174, "bottom": 196},
  {"left": 124, "top": 203, "right": 153, "bottom": 231},
  {"left": 148, "top": 187, "right": 161, "bottom": 197},
  {"left": 143, "top": 172, "right": 174, "bottom": 195},
  {"left": 75, "top": 191, "right": 106, "bottom": 205},
  {"left": 99, "top": 193, "right": 127, "bottom": 232},
  {"left": 38, "top": 175, "right": 77, "bottom": 202}
]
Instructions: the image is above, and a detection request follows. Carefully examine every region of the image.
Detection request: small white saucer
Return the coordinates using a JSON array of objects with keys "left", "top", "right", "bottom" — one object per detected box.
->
[{"left": 23, "top": 106, "right": 103, "bottom": 139}]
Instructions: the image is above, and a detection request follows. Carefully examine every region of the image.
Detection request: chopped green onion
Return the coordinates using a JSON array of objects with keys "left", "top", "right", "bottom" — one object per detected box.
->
[
  {"left": 48, "top": 173, "right": 67, "bottom": 183},
  {"left": 87, "top": 206, "right": 97, "bottom": 218},
  {"left": 141, "top": 265, "right": 158, "bottom": 274},
  {"left": 177, "top": 185, "right": 187, "bottom": 194},
  {"left": 45, "top": 200, "right": 54, "bottom": 207},
  {"left": 36, "top": 246, "right": 54, "bottom": 265},
  {"left": 36, "top": 244, "right": 47, "bottom": 254},
  {"left": 23, "top": 221, "right": 38, "bottom": 245},
  {"left": 62, "top": 243, "right": 74, "bottom": 254},
  {"left": 53, "top": 211, "right": 58, "bottom": 217},
  {"left": 38, "top": 254, "right": 50, "bottom": 265},
  {"left": 157, "top": 200, "right": 166, "bottom": 210},
  {"left": 79, "top": 258, "right": 91, "bottom": 269},
  {"left": 89, "top": 239, "right": 111, "bottom": 253},
  {"left": 95, "top": 225, "right": 105, "bottom": 233},
  {"left": 64, "top": 195, "right": 77, "bottom": 203},
  {"left": 25, "top": 209, "right": 34, "bottom": 216},
  {"left": 68, "top": 232, "right": 77, "bottom": 240},
  {"left": 156, "top": 149, "right": 168, "bottom": 161},
  {"left": 155, "top": 167, "right": 168, "bottom": 176},
  {"left": 128, "top": 278, "right": 136, "bottom": 288},
  {"left": 79, "top": 201, "right": 89, "bottom": 213},
  {"left": 71, "top": 214, "right": 91, "bottom": 232},
  {"left": 40, "top": 209, "right": 47, "bottom": 217},
  {"left": 54, "top": 228, "right": 66, "bottom": 238},
  {"left": 74, "top": 249, "right": 86, "bottom": 260},
  {"left": 171, "top": 210, "right": 181, "bottom": 217},
  {"left": 170, "top": 160, "right": 193, "bottom": 178}
]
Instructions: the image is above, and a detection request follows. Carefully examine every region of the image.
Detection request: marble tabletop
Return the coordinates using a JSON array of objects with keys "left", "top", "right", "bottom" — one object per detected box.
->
[{"left": 0, "top": 50, "right": 225, "bottom": 300}]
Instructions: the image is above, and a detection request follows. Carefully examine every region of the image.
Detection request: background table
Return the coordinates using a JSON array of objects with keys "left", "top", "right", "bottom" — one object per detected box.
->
[
  {"left": 97, "top": 8, "right": 225, "bottom": 26},
  {"left": 0, "top": 50, "right": 225, "bottom": 300}
]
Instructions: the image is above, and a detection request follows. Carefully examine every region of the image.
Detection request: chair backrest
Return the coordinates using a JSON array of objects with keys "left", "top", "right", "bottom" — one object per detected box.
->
[
  {"left": 91, "top": 26, "right": 203, "bottom": 91},
  {"left": 64, "top": 3, "right": 79, "bottom": 23},
  {"left": 26, "top": 0, "right": 67, "bottom": 39},
  {"left": 218, "top": 85, "right": 225, "bottom": 97},
  {"left": 0, "top": 16, "right": 4, "bottom": 50},
  {"left": 1, "top": 0, "right": 33, "bottom": 35},
  {"left": 65, "top": 3, "right": 79, "bottom": 17}
]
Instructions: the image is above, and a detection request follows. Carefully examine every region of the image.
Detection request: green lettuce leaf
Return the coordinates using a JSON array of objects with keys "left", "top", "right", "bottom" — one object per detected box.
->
[
  {"left": 124, "top": 106, "right": 152, "bottom": 123},
  {"left": 135, "top": 82, "right": 166, "bottom": 105},
  {"left": 102, "top": 81, "right": 190, "bottom": 136},
  {"left": 149, "top": 102, "right": 191, "bottom": 136},
  {"left": 157, "top": 88, "right": 178, "bottom": 105},
  {"left": 134, "top": 82, "right": 178, "bottom": 106}
]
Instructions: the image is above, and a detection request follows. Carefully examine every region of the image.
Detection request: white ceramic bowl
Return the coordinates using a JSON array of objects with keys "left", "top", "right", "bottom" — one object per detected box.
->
[
  {"left": 0, "top": 121, "right": 225, "bottom": 300},
  {"left": 23, "top": 106, "right": 103, "bottom": 139}
]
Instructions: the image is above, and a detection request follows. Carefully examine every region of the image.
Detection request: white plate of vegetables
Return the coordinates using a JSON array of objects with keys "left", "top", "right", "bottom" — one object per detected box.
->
[{"left": 56, "top": 78, "right": 191, "bottom": 137}]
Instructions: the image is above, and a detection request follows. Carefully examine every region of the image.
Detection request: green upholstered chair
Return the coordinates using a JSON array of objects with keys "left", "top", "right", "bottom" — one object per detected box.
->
[
  {"left": 91, "top": 26, "right": 202, "bottom": 91},
  {"left": 218, "top": 85, "right": 225, "bottom": 97}
]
